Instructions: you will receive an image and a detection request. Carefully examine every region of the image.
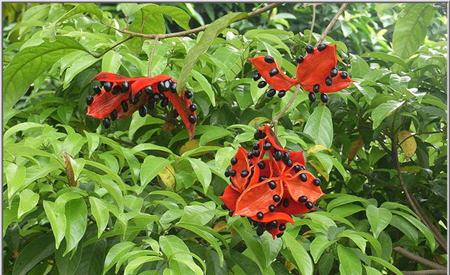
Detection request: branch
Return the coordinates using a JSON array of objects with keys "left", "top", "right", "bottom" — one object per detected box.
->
[
  {"left": 394, "top": 247, "right": 446, "bottom": 270},
  {"left": 398, "top": 130, "right": 444, "bottom": 146},
  {"left": 92, "top": 36, "right": 134, "bottom": 58},
  {"left": 308, "top": 4, "right": 317, "bottom": 44},
  {"left": 402, "top": 270, "right": 448, "bottom": 275},
  {"left": 316, "top": 3, "right": 348, "bottom": 46}
]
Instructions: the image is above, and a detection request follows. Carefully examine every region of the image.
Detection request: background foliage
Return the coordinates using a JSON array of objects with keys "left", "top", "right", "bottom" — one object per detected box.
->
[{"left": 2, "top": 3, "right": 448, "bottom": 275}]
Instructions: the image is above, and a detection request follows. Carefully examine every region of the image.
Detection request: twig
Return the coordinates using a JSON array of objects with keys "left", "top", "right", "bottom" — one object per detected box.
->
[
  {"left": 92, "top": 36, "right": 134, "bottom": 58},
  {"left": 308, "top": 4, "right": 317, "bottom": 44},
  {"left": 402, "top": 270, "right": 448, "bottom": 275},
  {"left": 316, "top": 3, "right": 348, "bottom": 46},
  {"left": 398, "top": 130, "right": 444, "bottom": 146},
  {"left": 393, "top": 247, "right": 446, "bottom": 270},
  {"left": 147, "top": 37, "right": 160, "bottom": 77},
  {"left": 271, "top": 85, "right": 300, "bottom": 130}
]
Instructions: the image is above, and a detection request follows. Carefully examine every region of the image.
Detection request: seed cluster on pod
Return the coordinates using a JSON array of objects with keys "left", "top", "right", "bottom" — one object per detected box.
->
[{"left": 220, "top": 124, "right": 324, "bottom": 238}]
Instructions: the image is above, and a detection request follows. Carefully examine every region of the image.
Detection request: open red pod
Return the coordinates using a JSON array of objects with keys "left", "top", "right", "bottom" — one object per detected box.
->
[{"left": 86, "top": 72, "right": 197, "bottom": 139}]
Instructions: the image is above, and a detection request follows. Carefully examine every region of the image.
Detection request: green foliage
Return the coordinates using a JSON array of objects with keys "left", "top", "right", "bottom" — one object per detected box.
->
[{"left": 3, "top": 3, "right": 447, "bottom": 275}]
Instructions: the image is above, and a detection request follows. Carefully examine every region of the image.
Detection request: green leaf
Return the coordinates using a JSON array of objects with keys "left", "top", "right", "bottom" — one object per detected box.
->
[
  {"left": 43, "top": 201, "right": 66, "bottom": 249},
  {"left": 12, "top": 233, "right": 55, "bottom": 275},
  {"left": 64, "top": 198, "right": 88, "bottom": 255},
  {"left": 55, "top": 244, "right": 83, "bottom": 275},
  {"left": 56, "top": 3, "right": 103, "bottom": 23},
  {"left": 18, "top": 189, "right": 39, "bottom": 218},
  {"left": 199, "top": 126, "right": 231, "bottom": 146},
  {"left": 123, "top": 256, "right": 163, "bottom": 275},
  {"left": 160, "top": 235, "right": 203, "bottom": 275},
  {"left": 89, "top": 197, "right": 110, "bottom": 238},
  {"left": 103, "top": 242, "right": 136, "bottom": 274},
  {"left": 371, "top": 100, "right": 404, "bottom": 129},
  {"left": 84, "top": 131, "right": 100, "bottom": 158},
  {"left": 392, "top": 4, "right": 435, "bottom": 59},
  {"left": 139, "top": 156, "right": 171, "bottom": 191},
  {"left": 364, "top": 265, "right": 383, "bottom": 275},
  {"left": 63, "top": 52, "right": 98, "bottom": 88},
  {"left": 337, "top": 245, "right": 361, "bottom": 275},
  {"left": 367, "top": 256, "right": 402, "bottom": 275},
  {"left": 179, "top": 203, "right": 215, "bottom": 225},
  {"left": 310, "top": 235, "right": 335, "bottom": 263},
  {"left": 191, "top": 70, "right": 216, "bottom": 106},
  {"left": 101, "top": 50, "right": 121, "bottom": 73},
  {"left": 188, "top": 158, "right": 212, "bottom": 193},
  {"left": 3, "top": 36, "right": 87, "bottom": 110},
  {"left": 391, "top": 210, "right": 436, "bottom": 251},
  {"left": 337, "top": 230, "right": 367, "bottom": 253},
  {"left": 282, "top": 233, "right": 313, "bottom": 275},
  {"left": 5, "top": 163, "right": 26, "bottom": 201},
  {"left": 177, "top": 12, "right": 247, "bottom": 93},
  {"left": 303, "top": 105, "right": 333, "bottom": 148},
  {"left": 366, "top": 205, "right": 392, "bottom": 238}
]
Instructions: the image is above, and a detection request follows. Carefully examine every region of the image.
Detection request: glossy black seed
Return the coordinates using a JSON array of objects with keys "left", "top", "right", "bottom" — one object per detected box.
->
[
  {"left": 296, "top": 56, "right": 304, "bottom": 64},
  {"left": 256, "top": 226, "right": 264, "bottom": 236},
  {"left": 252, "top": 150, "right": 260, "bottom": 157},
  {"left": 320, "top": 93, "right": 328, "bottom": 103},
  {"left": 306, "top": 45, "right": 314, "bottom": 53},
  {"left": 263, "top": 142, "right": 272, "bottom": 150},
  {"left": 164, "top": 80, "right": 172, "bottom": 90},
  {"left": 283, "top": 152, "right": 290, "bottom": 160},
  {"left": 269, "top": 68, "right": 279, "bottom": 77},
  {"left": 256, "top": 212, "right": 264, "bottom": 219},
  {"left": 121, "top": 101, "right": 128, "bottom": 112},
  {"left": 276, "top": 233, "right": 284, "bottom": 238},
  {"left": 253, "top": 144, "right": 260, "bottom": 150},
  {"left": 231, "top": 157, "right": 238, "bottom": 165},
  {"left": 273, "top": 195, "right": 281, "bottom": 202},
  {"left": 308, "top": 92, "right": 316, "bottom": 102},
  {"left": 103, "top": 82, "right": 112, "bottom": 92},
  {"left": 102, "top": 118, "right": 111, "bottom": 129},
  {"left": 86, "top": 95, "right": 94, "bottom": 105},
  {"left": 266, "top": 88, "right": 276, "bottom": 97},
  {"left": 110, "top": 109, "right": 118, "bottom": 121},
  {"left": 144, "top": 86, "right": 153, "bottom": 95},
  {"left": 189, "top": 103, "right": 197, "bottom": 112},
  {"left": 224, "top": 169, "right": 230, "bottom": 177},
  {"left": 340, "top": 71, "right": 348, "bottom": 79},
  {"left": 170, "top": 82, "right": 177, "bottom": 92},
  {"left": 269, "top": 205, "right": 276, "bottom": 212},
  {"left": 259, "top": 176, "right": 267, "bottom": 182},
  {"left": 230, "top": 169, "right": 236, "bottom": 176},
  {"left": 121, "top": 81, "right": 130, "bottom": 93},
  {"left": 279, "top": 224, "right": 286, "bottom": 231},
  {"left": 313, "top": 84, "right": 320, "bottom": 93},
  {"left": 300, "top": 173, "right": 308, "bottom": 182},
  {"left": 188, "top": 115, "right": 197, "bottom": 123},
  {"left": 268, "top": 221, "right": 278, "bottom": 228},
  {"left": 325, "top": 77, "right": 332, "bottom": 86},
  {"left": 241, "top": 170, "right": 249, "bottom": 177},
  {"left": 112, "top": 85, "right": 122, "bottom": 95},
  {"left": 161, "top": 98, "right": 169, "bottom": 107},
  {"left": 293, "top": 165, "right": 302, "bottom": 172},
  {"left": 317, "top": 43, "right": 327, "bottom": 51},
  {"left": 253, "top": 71, "right": 261, "bottom": 81},
  {"left": 298, "top": 195, "right": 307, "bottom": 203},
  {"left": 258, "top": 161, "right": 265, "bottom": 169},
  {"left": 305, "top": 201, "right": 314, "bottom": 209},
  {"left": 228, "top": 211, "right": 234, "bottom": 217},
  {"left": 264, "top": 55, "right": 274, "bottom": 63},
  {"left": 330, "top": 68, "right": 338, "bottom": 77},
  {"left": 93, "top": 85, "right": 101, "bottom": 94},
  {"left": 284, "top": 159, "right": 293, "bottom": 167},
  {"left": 273, "top": 150, "right": 282, "bottom": 161},
  {"left": 278, "top": 90, "right": 286, "bottom": 98},
  {"left": 313, "top": 178, "right": 321, "bottom": 186},
  {"left": 247, "top": 151, "right": 254, "bottom": 158},
  {"left": 185, "top": 90, "right": 193, "bottom": 99},
  {"left": 139, "top": 106, "right": 147, "bottom": 117},
  {"left": 283, "top": 199, "right": 289, "bottom": 207},
  {"left": 258, "top": 81, "right": 267, "bottom": 88},
  {"left": 158, "top": 82, "right": 166, "bottom": 92},
  {"left": 153, "top": 93, "right": 161, "bottom": 101},
  {"left": 299, "top": 166, "right": 306, "bottom": 170},
  {"left": 254, "top": 130, "right": 265, "bottom": 140},
  {"left": 268, "top": 181, "right": 276, "bottom": 190}
]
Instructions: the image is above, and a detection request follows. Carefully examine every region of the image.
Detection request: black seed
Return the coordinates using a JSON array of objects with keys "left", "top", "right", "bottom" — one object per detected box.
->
[
  {"left": 308, "top": 92, "right": 316, "bottom": 102},
  {"left": 161, "top": 98, "right": 169, "bottom": 107},
  {"left": 268, "top": 221, "right": 277, "bottom": 228},
  {"left": 153, "top": 93, "right": 161, "bottom": 101},
  {"left": 102, "top": 118, "right": 111, "bottom": 129},
  {"left": 185, "top": 90, "right": 193, "bottom": 99},
  {"left": 121, "top": 81, "right": 130, "bottom": 93},
  {"left": 276, "top": 233, "right": 284, "bottom": 238},
  {"left": 279, "top": 224, "right": 286, "bottom": 231},
  {"left": 247, "top": 151, "right": 254, "bottom": 158},
  {"left": 254, "top": 130, "right": 265, "bottom": 140},
  {"left": 112, "top": 85, "right": 121, "bottom": 95},
  {"left": 340, "top": 71, "right": 348, "bottom": 79},
  {"left": 103, "top": 82, "right": 112, "bottom": 92},
  {"left": 256, "top": 212, "right": 264, "bottom": 219},
  {"left": 317, "top": 43, "right": 327, "bottom": 51},
  {"left": 188, "top": 115, "right": 197, "bottom": 123},
  {"left": 158, "top": 82, "right": 166, "bottom": 92},
  {"left": 86, "top": 95, "right": 94, "bottom": 105},
  {"left": 296, "top": 56, "right": 304, "bottom": 64},
  {"left": 278, "top": 90, "right": 286, "bottom": 98},
  {"left": 313, "top": 178, "right": 321, "bottom": 186},
  {"left": 253, "top": 71, "right": 261, "bottom": 81},
  {"left": 241, "top": 170, "right": 249, "bottom": 177},
  {"left": 298, "top": 196, "right": 307, "bottom": 203},
  {"left": 330, "top": 68, "right": 338, "bottom": 77},
  {"left": 264, "top": 55, "right": 274, "bottom": 63},
  {"left": 139, "top": 106, "right": 147, "bottom": 117},
  {"left": 269, "top": 68, "right": 279, "bottom": 77},
  {"left": 224, "top": 169, "right": 230, "bottom": 177},
  {"left": 258, "top": 81, "right": 267, "bottom": 88},
  {"left": 144, "top": 86, "right": 153, "bottom": 95},
  {"left": 110, "top": 109, "right": 118, "bottom": 121},
  {"left": 253, "top": 144, "right": 259, "bottom": 150},
  {"left": 269, "top": 205, "right": 276, "bottom": 212},
  {"left": 93, "top": 85, "right": 101, "bottom": 94},
  {"left": 259, "top": 176, "right": 267, "bottom": 182},
  {"left": 300, "top": 173, "right": 308, "bottom": 182},
  {"left": 283, "top": 199, "right": 289, "bottom": 207},
  {"left": 121, "top": 101, "right": 128, "bottom": 112},
  {"left": 258, "top": 161, "right": 265, "bottom": 169},
  {"left": 170, "top": 82, "right": 177, "bottom": 92},
  {"left": 284, "top": 159, "right": 293, "bottom": 167},
  {"left": 230, "top": 170, "right": 236, "bottom": 176},
  {"left": 266, "top": 88, "right": 276, "bottom": 97},
  {"left": 306, "top": 45, "right": 314, "bottom": 53},
  {"left": 320, "top": 93, "right": 328, "bottom": 103},
  {"left": 268, "top": 181, "right": 276, "bottom": 190},
  {"left": 305, "top": 201, "right": 314, "bottom": 209},
  {"left": 313, "top": 84, "right": 320, "bottom": 93},
  {"left": 273, "top": 195, "right": 281, "bottom": 202},
  {"left": 273, "top": 150, "right": 282, "bottom": 161},
  {"left": 256, "top": 226, "right": 264, "bottom": 236},
  {"left": 293, "top": 165, "right": 301, "bottom": 172},
  {"left": 325, "top": 77, "right": 332, "bottom": 86},
  {"left": 263, "top": 142, "right": 272, "bottom": 150},
  {"left": 189, "top": 103, "right": 197, "bottom": 112},
  {"left": 252, "top": 150, "right": 260, "bottom": 157},
  {"left": 299, "top": 166, "right": 306, "bottom": 170},
  {"left": 163, "top": 80, "right": 172, "bottom": 90},
  {"left": 231, "top": 157, "right": 237, "bottom": 165},
  {"left": 283, "top": 152, "right": 290, "bottom": 160}
]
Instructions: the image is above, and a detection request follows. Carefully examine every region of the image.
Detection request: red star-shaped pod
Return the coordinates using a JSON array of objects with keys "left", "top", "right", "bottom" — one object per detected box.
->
[
  {"left": 251, "top": 212, "right": 294, "bottom": 239},
  {"left": 86, "top": 72, "right": 197, "bottom": 139}
]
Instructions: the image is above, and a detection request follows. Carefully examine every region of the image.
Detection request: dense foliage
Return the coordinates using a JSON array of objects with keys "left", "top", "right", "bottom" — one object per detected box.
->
[{"left": 3, "top": 3, "right": 447, "bottom": 275}]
